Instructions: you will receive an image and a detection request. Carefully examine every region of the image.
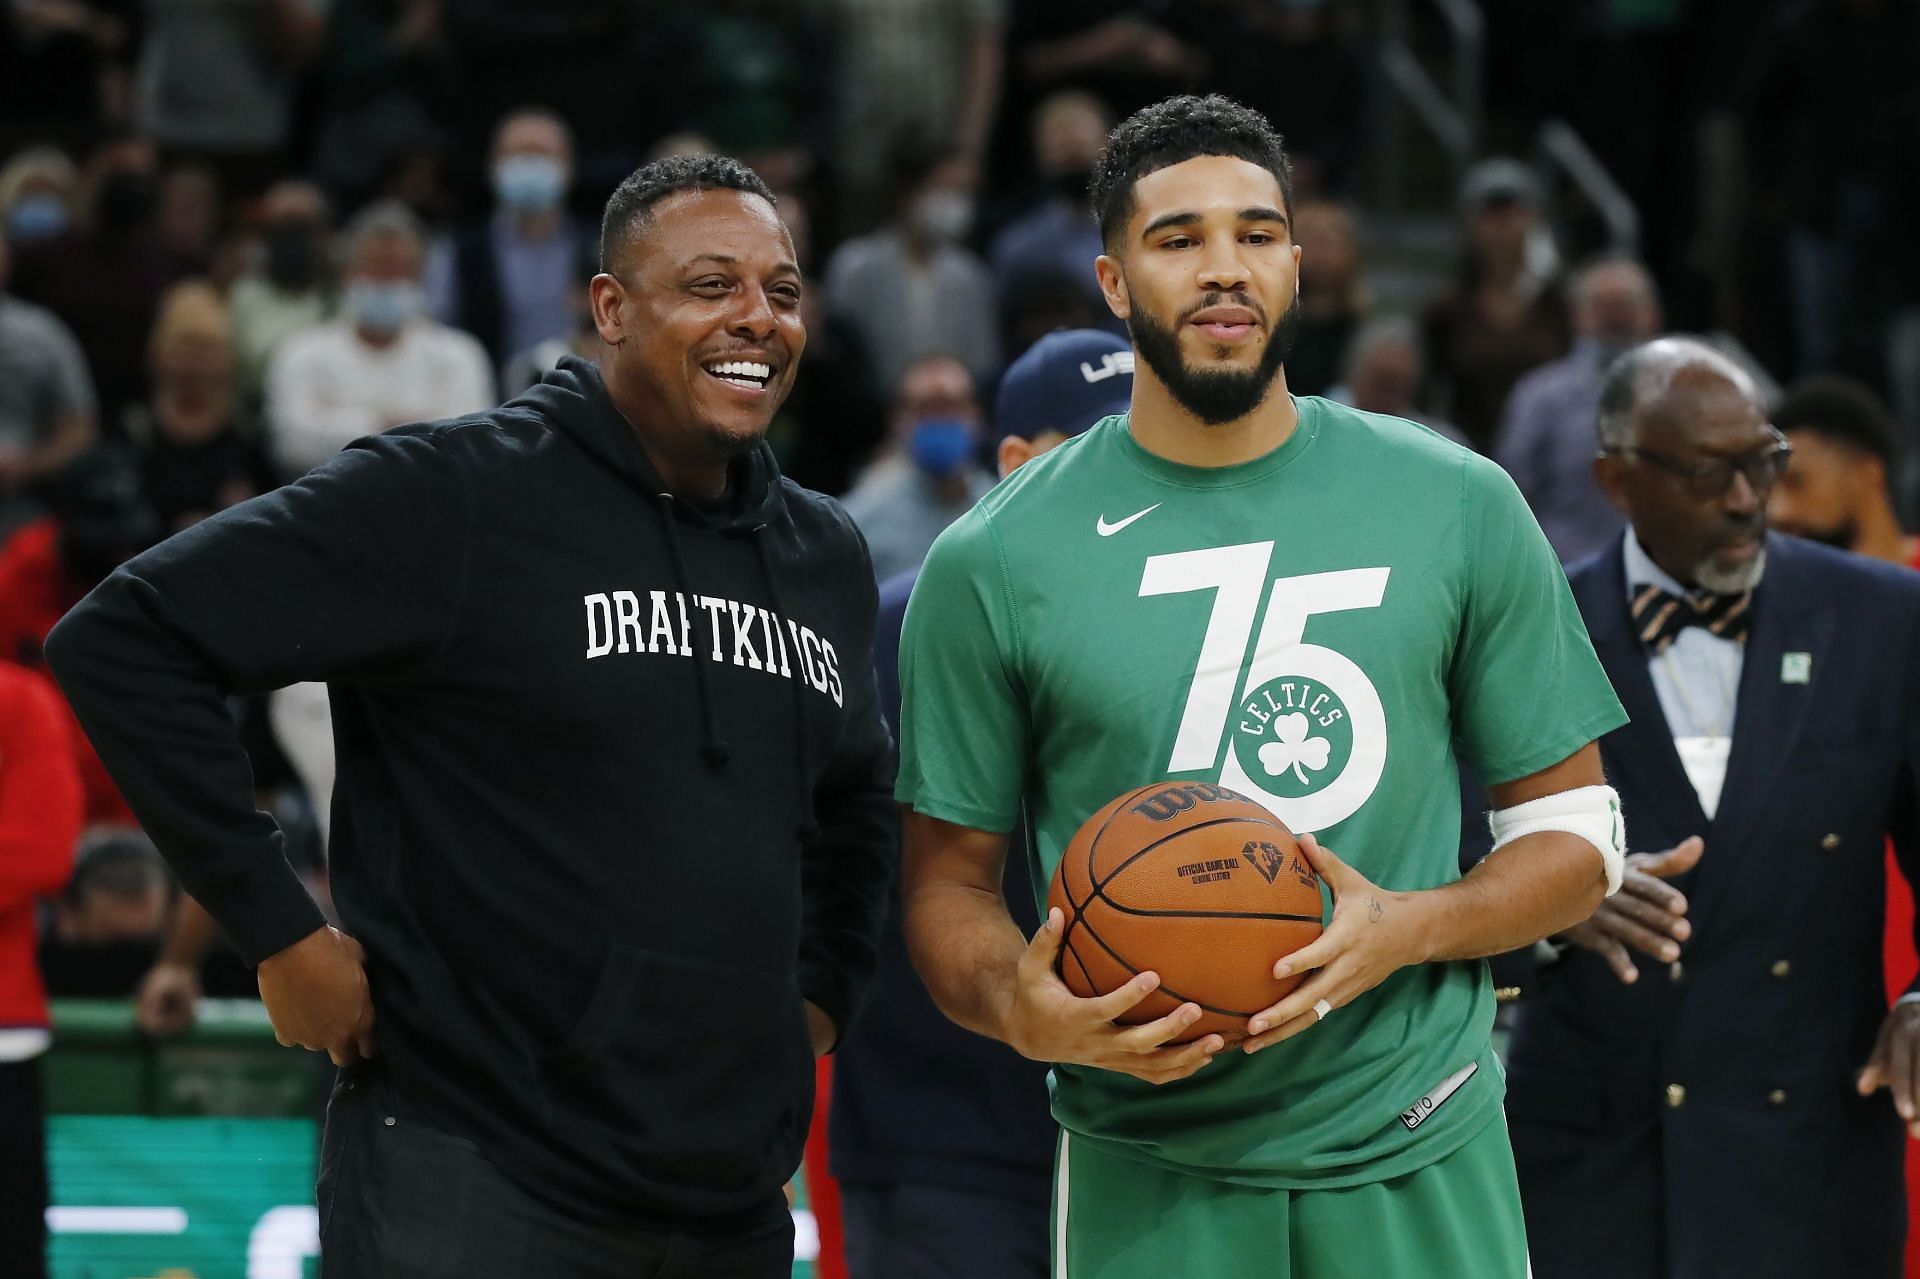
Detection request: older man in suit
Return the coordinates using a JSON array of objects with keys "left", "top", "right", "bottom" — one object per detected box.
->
[{"left": 1507, "top": 337, "right": 1920, "bottom": 1278}]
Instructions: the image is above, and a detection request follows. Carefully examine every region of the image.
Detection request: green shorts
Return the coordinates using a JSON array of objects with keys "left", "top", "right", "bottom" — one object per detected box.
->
[{"left": 1051, "top": 1116, "right": 1530, "bottom": 1278}]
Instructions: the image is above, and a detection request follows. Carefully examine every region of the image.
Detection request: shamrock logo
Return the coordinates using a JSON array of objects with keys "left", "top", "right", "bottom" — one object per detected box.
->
[{"left": 1257, "top": 712, "right": 1330, "bottom": 785}]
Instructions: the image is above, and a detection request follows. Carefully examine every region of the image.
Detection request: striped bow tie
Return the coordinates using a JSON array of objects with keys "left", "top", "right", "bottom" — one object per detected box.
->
[{"left": 1631, "top": 584, "right": 1752, "bottom": 653}]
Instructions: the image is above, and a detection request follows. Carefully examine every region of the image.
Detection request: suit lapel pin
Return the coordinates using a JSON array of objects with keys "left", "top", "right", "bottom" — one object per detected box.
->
[{"left": 1781, "top": 652, "right": 1811, "bottom": 684}]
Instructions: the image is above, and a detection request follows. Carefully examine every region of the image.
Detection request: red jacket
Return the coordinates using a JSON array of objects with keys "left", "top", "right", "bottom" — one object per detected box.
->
[
  {"left": 0, "top": 660, "right": 83, "bottom": 1029},
  {"left": 0, "top": 519, "right": 135, "bottom": 827}
]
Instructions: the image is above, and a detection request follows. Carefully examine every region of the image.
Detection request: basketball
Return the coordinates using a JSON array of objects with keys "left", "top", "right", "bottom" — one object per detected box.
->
[{"left": 1047, "top": 781, "right": 1325, "bottom": 1043}]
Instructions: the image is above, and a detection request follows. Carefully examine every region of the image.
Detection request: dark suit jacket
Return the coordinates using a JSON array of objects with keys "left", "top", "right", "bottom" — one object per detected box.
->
[{"left": 1507, "top": 532, "right": 1920, "bottom": 1279}]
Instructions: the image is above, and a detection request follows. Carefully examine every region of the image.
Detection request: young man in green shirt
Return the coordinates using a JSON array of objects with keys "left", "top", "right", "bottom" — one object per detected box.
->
[{"left": 896, "top": 95, "right": 1630, "bottom": 1277}]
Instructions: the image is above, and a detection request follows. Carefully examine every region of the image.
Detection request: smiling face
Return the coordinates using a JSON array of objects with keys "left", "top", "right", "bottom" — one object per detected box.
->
[
  {"left": 591, "top": 188, "right": 805, "bottom": 465},
  {"left": 1095, "top": 155, "right": 1300, "bottom": 426}
]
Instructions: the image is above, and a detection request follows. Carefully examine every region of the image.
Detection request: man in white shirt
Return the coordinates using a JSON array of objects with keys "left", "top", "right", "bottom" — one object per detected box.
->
[{"left": 266, "top": 201, "right": 493, "bottom": 480}]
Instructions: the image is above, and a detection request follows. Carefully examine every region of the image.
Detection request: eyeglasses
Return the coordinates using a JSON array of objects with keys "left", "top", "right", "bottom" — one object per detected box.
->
[{"left": 1605, "top": 426, "right": 1793, "bottom": 498}]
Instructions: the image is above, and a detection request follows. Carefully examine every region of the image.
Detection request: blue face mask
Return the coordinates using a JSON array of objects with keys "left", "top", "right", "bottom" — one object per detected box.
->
[
  {"left": 493, "top": 155, "right": 567, "bottom": 214},
  {"left": 7, "top": 193, "right": 70, "bottom": 244},
  {"left": 346, "top": 281, "right": 424, "bottom": 336},
  {"left": 908, "top": 419, "right": 976, "bottom": 478}
]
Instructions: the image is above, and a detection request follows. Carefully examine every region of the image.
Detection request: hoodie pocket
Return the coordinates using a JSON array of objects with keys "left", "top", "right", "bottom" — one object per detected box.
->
[{"left": 534, "top": 942, "right": 813, "bottom": 1193}]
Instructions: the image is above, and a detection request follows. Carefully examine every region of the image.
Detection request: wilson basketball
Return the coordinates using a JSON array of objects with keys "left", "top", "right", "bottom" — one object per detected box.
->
[{"left": 1047, "top": 781, "right": 1324, "bottom": 1043}]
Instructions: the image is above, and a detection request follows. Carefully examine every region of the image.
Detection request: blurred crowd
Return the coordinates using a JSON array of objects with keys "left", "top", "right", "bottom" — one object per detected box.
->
[{"left": 1, "top": 0, "right": 1916, "bottom": 1014}]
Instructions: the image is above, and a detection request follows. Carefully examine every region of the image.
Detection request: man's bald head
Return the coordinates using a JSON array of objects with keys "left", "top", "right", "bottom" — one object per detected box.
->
[{"left": 1596, "top": 337, "right": 1761, "bottom": 451}]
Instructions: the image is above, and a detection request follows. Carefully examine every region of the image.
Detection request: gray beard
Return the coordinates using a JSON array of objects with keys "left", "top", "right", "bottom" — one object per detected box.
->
[{"left": 1693, "top": 549, "right": 1766, "bottom": 594}]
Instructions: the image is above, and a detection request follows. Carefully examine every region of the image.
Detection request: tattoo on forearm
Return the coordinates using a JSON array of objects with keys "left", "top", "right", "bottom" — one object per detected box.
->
[{"left": 1366, "top": 895, "right": 1384, "bottom": 923}]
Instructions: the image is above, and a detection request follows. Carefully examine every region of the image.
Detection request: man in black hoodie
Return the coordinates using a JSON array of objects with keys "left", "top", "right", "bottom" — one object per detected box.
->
[{"left": 44, "top": 154, "right": 896, "bottom": 1278}]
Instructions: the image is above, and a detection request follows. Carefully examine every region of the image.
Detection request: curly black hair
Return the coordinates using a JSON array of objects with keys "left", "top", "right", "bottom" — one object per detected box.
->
[
  {"left": 1774, "top": 375, "right": 1898, "bottom": 466},
  {"left": 1088, "top": 95, "right": 1295, "bottom": 250},
  {"left": 599, "top": 153, "right": 776, "bottom": 273}
]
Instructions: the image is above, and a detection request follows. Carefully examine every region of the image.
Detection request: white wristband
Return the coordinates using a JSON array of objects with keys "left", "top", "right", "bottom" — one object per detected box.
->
[{"left": 1488, "top": 784, "right": 1626, "bottom": 897}]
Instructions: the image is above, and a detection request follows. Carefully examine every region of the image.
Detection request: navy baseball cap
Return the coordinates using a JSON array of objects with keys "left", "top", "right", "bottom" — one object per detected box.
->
[{"left": 996, "top": 329, "right": 1135, "bottom": 443}]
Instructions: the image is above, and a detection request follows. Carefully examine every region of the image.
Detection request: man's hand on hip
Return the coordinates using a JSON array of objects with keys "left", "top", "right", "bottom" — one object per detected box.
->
[
  {"left": 1562, "top": 837, "right": 1703, "bottom": 983},
  {"left": 257, "top": 925, "right": 377, "bottom": 1067}
]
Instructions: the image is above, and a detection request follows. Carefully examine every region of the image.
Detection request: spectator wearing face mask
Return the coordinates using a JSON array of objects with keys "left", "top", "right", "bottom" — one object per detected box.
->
[
  {"left": 8, "top": 133, "right": 196, "bottom": 430},
  {"left": 228, "top": 180, "right": 338, "bottom": 407},
  {"left": 841, "top": 353, "right": 997, "bottom": 583},
  {"left": 0, "top": 148, "right": 80, "bottom": 250},
  {"left": 1493, "top": 255, "right": 1662, "bottom": 564},
  {"left": 425, "top": 108, "right": 585, "bottom": 386},
  {"left": 36, "top": 832, "right": 175, "bottom": 999},
  {"left": 264, "top": 200, "right": 493, "bottom": 480},
  {"left": 989, "top": 91, "right": 1115, "bottom": 322},
  {"left": 825, "top": 148, "right": 1001, "bottom": 396}
]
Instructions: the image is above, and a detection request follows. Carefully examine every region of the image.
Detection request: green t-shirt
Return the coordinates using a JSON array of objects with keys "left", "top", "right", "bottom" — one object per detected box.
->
[{"left": 896, "top": 399, "right": 1627, "bottom": 1188}]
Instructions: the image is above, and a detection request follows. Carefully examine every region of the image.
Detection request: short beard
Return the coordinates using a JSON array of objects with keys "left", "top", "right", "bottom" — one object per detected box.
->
[
  {"left": 1694, "top": 548, "right": 1767, "bottom": 594},
  {"left": 701, "top": 420, "right": 769, "bottom": 460},
  {"left": 1801, "top": 520, "right": 1858, "bottom": 551},
  {"left": 1127, "top": 289, "right": 1299, "bottom": 425}
]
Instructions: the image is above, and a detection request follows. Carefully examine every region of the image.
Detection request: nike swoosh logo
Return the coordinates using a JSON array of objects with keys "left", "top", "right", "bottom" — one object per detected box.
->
[{"left": 1096, "top": 503, "right": 1162, "bottom": 537}]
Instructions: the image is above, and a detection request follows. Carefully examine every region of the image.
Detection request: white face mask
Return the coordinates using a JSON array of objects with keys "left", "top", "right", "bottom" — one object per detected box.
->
[
  {"left": 493, "top": 154, "right": 567, "bottom": 213},
  {"left": 914, "top": 189, "right": 974, "bottom": 243},
  {"left": 346, "top": 280, "right": 425, "bottom": 335}
]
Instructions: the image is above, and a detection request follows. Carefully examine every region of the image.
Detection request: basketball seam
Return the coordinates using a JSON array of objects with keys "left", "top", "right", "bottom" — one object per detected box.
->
[
  {"left": 1091, "top": 816, "right": 1284, "bottom": 894},
  {"left": 1075, "top": 907, "right": 1255, "bottom": 1019},
  {"left": 1078, "top": 783, "right": 1161, "bottom": 908},
  {"left": 1094, "top": 904, "right": 1325, "bottom": 923},
  {"left": 1065, "top": 933, "right": 1096, "bottom": 993}
]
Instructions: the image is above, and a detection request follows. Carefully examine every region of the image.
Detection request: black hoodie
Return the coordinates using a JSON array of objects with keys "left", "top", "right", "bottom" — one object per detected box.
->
[{"left": 44, "top": 357, "right": 896, "bottom": 1227}]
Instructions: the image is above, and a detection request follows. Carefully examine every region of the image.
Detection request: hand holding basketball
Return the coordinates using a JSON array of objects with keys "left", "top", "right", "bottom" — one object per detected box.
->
[
  {"left": 1241, "top": 834, "right": 1425, "bottom": 1054},
  {"left": 1004, "top": 907, "right": 1226, "bottom": 1086}
]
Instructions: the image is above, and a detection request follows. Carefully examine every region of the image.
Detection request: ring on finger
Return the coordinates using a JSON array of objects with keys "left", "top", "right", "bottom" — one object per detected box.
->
[{"left": 1312, "top": 998, "right": 1333, "bottom": 1021}]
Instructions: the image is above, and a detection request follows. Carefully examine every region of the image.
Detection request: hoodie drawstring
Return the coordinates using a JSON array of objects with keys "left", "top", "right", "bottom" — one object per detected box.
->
[
  {"left": 656, "top": 493, "right": 731, "bottom": 769},
  {"left": 753, "top": 526, "right": 821, "bottom": 845}
]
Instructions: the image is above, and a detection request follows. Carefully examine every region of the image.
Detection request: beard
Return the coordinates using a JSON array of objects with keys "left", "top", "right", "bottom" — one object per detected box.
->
[
  {"left": 700, "top": 417, "right": 773, "bottom": 459},
  {"left": 1126, "top": 288, "right": 1300, "bottom": 425},
  {"left": 1694, "top": 547, "right": 1767, "bottom": 594},
  {"left": 1799, "top": 520, "right": 1858, "bottom": 551}
]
